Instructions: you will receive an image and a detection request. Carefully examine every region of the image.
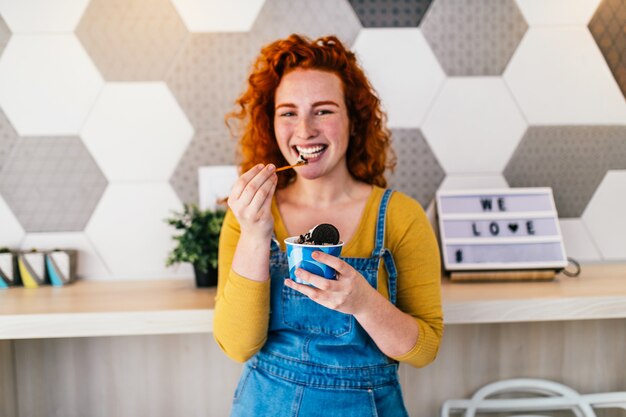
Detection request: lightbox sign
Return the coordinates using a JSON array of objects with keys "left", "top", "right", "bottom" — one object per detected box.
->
[{"left": 436, "top": 188, "right": 568, "bottom": 272}]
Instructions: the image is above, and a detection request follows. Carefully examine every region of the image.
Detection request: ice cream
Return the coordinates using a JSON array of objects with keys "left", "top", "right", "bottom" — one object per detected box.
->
[{"left": 297, "top": 223, "right": 340, "bottom": 245}]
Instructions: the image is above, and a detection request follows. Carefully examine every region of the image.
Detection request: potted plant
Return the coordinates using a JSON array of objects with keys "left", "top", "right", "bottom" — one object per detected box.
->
[{"left": 165, "top": 203, "right": 226, "bottom": 287}]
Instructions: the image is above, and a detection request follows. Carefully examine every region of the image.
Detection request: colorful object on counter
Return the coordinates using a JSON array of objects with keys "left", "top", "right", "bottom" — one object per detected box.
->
[
  {"left": 18, "top": 250, "right": 47, "bottom": 288},
  {"left": 46, "top": 249, "right": 77, "bottom": 286},
  {"left": 0, "top": 248, "right": 19, "bottom": 288}
]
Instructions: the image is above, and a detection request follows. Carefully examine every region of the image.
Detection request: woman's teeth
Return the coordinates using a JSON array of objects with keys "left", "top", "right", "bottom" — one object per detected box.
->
[{"left": 295, "top": 145, "right": 326, "bottom": 158}]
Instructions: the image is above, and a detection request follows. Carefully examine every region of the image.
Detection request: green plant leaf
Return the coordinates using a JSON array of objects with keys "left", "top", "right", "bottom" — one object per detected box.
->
[{"left": 164, "top": 203, "right": 226, "bottom": 273}]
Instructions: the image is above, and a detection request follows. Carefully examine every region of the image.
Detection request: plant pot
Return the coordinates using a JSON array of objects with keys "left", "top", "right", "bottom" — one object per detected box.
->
[{"left": 193, "top": 264, "right": 218, "bottom": 288}]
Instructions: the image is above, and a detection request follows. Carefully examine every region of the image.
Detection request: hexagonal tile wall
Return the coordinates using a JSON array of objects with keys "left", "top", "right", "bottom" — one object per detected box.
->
[
  {"left": 503, "top": 126, "right": 626, "bottom": 218},
  {"left": 170, "top": 128, "right": 236, "bottom": 204},
  {"left": 515, "top": 0, "right": 602, "bottom": 25},
  {"left": 250, "top": 0, "right": 362, "bottom": 47},
  {"left": 0, "top": 14, "right": 9, "bottom": 55},
  {"left": 353, "top": 28, "right": 445, "bottom": 128},
  {"left": 0, "top": 34, "right": 103, "bottom": 136},
  {"left": 0, "top": 0, "right": 90, "bottom": 33},
  {"left": 589, "top": 0, "right": 626, "bottom": 99},
  {"left": 0, "top": 108, "right": 18, "bottom": 171},
  {"left": 0, "top": 137, "right": 108, "bottom": 232},
  {"left": 81, "top": 83, "right": 194, "bottom": 182},
  {"left": 171, "top": 0, "right": 266, "bottom": 32},
  {"left": 582, "top": 170, "right": 626, "bottom": 260},
  {"left": 348, "top": 0, "right": 433, "bottom": 27},
  {"left": 387, "top": 129, "right": 445, "bottom": 208},
  {"left": 422, "top": 78, "right": 527, "bottom": 174},
  {"left": 75, "top": 0, "right": 189, "bottom": 81},
  {"left": 85, "top": 183, "right": 193, "bottom": 279},
  {"left": 420, "top": 0, "right": 527, "bottom": 75},
  {"left": 504, "top": 27, "right": 626, "bottom": 124},
  {"left": 165, "top": 32, "right": 259, "bottom": 134}
]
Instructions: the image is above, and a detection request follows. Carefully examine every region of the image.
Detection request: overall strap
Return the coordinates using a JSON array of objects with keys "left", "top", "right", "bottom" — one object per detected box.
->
[
  {"left": 371, "top": 189, "right": 398, "bottom": 305},
  {"left": 371, "top": 189, "right": 393, "bottom": 258}
]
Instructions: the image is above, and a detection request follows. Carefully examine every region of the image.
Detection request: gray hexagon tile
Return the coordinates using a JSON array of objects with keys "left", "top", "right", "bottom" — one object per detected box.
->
[
  {"left": 421, "top": 0, "right": 528, "bottom": 76},
  {"left": 503, "top": 126, "right": 626, "bottom": 218},
  {"left": 0, "top": 137, "right": 108, "bottom": 232},
  {"left": 348, "top": 0, "right": 433, "bottom": 27},
  {"left": 0, "top": 109, "right": 18, "bottom": 172},
  {"left": 166, "top": 32, "right": 258, "bottom": 133},
  {"left": 387, "top": 129, "right": 445, "bottom": 208},
  {"left": 250, "top": 0, "right": 362, "bottom": 47},
  {"left": 0, "top": 15, "right": 9, "bottom": 57},
  {"left": 170, "top": 128, "right": 237, "bottom": 204},
  {"left": 75, "top": 0, "right": 189, "bottom": 81},
  {"left": 589, "top": 0, "right": 626, "bottom": 99}
]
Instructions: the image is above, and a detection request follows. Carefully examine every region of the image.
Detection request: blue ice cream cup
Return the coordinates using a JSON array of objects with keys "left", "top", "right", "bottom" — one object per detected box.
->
[{"left": 285, "top": 236, "right": 344, "bottom": 285}]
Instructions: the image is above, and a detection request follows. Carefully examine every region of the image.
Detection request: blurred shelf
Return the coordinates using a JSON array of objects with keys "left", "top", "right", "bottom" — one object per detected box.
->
[{"left": 1, "top": 263, "right": 625, "bottom": 339}]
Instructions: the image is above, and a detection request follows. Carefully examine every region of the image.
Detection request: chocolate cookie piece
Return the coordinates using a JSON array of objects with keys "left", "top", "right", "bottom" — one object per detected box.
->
[{"left": 310, "top": 223, "right": 340, "bottom": 245}]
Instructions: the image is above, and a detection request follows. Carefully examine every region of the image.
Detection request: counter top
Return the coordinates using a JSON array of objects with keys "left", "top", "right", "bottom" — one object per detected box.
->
[{"left": 1, "top": 263, "right": 625, "bottom": 339}]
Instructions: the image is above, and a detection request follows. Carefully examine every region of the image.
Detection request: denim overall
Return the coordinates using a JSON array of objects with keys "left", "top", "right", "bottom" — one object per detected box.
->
[{"left": 230, "top": 189, "right": 409, "bottom": 417}]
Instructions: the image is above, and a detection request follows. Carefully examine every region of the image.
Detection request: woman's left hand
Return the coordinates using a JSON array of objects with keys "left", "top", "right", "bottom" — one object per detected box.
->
[{"left": 284, "top": 251, "right": 375, "bottom": 315}]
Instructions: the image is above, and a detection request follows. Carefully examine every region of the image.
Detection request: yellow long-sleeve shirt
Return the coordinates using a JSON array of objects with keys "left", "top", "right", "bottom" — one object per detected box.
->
[{"left": 214, "top": 186, "right": 443, "bottom": 367}]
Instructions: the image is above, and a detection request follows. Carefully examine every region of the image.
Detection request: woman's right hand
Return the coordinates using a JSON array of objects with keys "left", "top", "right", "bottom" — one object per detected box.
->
[{"left": 228, "top": 164, "right": 277, "bottom": 239}]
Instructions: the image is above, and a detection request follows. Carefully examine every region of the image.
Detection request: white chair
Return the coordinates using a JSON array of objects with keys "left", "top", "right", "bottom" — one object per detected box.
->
[{"left": 441, "top": 378, "right": 626, "bottom": 417}]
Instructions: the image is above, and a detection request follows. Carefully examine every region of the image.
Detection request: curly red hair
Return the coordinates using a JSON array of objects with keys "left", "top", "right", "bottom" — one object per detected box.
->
[{"left": 226, "top": 34, "right": 395, "bottom": 188}]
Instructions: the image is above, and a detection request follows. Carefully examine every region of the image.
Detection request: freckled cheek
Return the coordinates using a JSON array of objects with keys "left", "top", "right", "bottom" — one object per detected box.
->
[{"left": 274, "top": 124, "right": 293, "bottom": 154}]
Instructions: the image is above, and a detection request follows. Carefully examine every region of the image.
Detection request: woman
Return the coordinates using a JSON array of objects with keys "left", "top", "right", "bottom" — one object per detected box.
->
[{"left": 215, "top": 34, "right": 443, "bottom": 416}]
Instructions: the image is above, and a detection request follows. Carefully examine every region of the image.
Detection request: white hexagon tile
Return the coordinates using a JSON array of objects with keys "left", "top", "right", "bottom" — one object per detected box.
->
[
  {"left": 0, "top": 13, "right": 9, "bottom": 54},
  {"left": 0, "top": 194, "right": 24, "bottom": 248},
  {"left": 0, "top": 0, "right": 90, "bottom": 33},
  {"left": 85, "top": 183, "right": 193, "bottom": 279},
  {"left": 582, "top": 171, "right": 626, "bottom": 260},
  {"left": 21, "top": 233, "right": 111, "bottom": 279},
  {"left": 81, "top": 83, "right": 194, "bottom": 182},
  {"left": 422, "top": 77, "right": 527, "bottom": 174},
  {"left": 558, "top": 219, "right": 601, "bottom": 262},
  {"left": 353, "top": 28, "right": 445, "bottom": 128},
  {"left": 171, "top": 0, "right": 266, "bottom": 32},
  {"left": 515, "top": 0, "right": 602, "bottom": 26},
  {"left": 504, "top": 27, "right": 626, "bottom": 125},
  {"left": 439, "top": 174, "right": 509, "bottom": 190},
  {"left": 0, "top": 34, "right": 103, "bottom": 136}
]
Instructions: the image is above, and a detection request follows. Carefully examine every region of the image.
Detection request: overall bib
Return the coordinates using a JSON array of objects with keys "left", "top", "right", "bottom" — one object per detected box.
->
[{"left": 231, "top": 189, "right": 409, "bottom": 417}]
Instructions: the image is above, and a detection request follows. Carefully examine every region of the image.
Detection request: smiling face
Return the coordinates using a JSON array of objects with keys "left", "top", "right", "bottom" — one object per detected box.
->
[{"left": 273, "top": 68, "right": 351, "bottom": 181}]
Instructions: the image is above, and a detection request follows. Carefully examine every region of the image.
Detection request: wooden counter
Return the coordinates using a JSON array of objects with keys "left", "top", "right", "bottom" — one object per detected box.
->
[{"left": 1, "top": 263, "right": 625, "bottom": 339}]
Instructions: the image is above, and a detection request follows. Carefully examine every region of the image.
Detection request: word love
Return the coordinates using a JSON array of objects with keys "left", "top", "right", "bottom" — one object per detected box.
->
[{"left": 472, "top": 220, "right": 535, "bottom": 236}]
